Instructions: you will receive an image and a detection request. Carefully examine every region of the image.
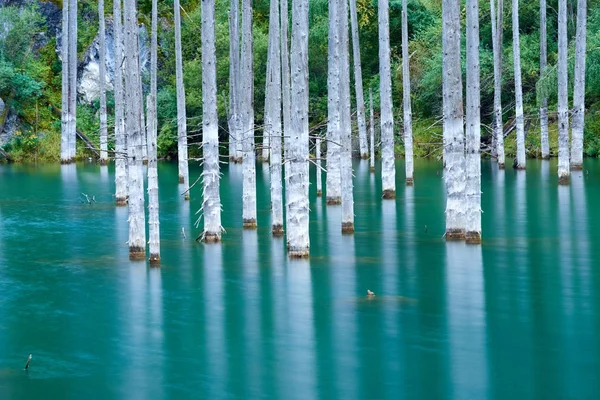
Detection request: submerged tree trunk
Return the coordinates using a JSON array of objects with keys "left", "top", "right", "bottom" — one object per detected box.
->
[
  {"left": 369, "top": 88, "right": 375, "bottom": 173},
  {"left": 442, "top": 0, "right": 466, "bottom": 240},
  {"left": 266, "top": 0, "right": 284, "bottom": 235},
  {"left": 402, "top": 0, "right": 413, "bottom": 185},
  {"left": 379, "top": 0, "right": 395, "bottom": 198},
  {"left": 174, "top": 0, "right": 189, "bottom": 199},
  {"left": 571, "top": 0, "right": 587, "bottom": 170},
  {"left": 512, "top": 0, "right": 526, "bottom": 169},
  {"left": 114, "top": 0, "right": 128, "bottom": 206},
  {"left": 124, "top": 0, "right": 146, "bottom": 260},
  {"left": 326, "top": 0, "right": 342, "bottom": 205},
  {"left": 287, "top": 0, "right": 310, "bottom": 257},
  {"left": 557, "top": 0, "right": 569, "bottom": 184},
  {"left": 201, "top": 0, "right": 223, "bottom": 242},
  {"left": 539, "top": 0, "right": 549, "bottom": 159},
  {"left": 466, "top": 0, "right": 482, "bottom": 244},
  {"left": 339, "top": 0, "right": 354, "bottom": 233},
  {"left": 491, "top": 0, "right": 505, "bottom": 167},
  {"left": 147, "top": 0, "right": 160, "bottom": 264},
  {"left": 60, "top": 0, "right": 70, "bottom": 163},
  {"left": 68, "top": 0, "right": 77, "bottom": 161},
  {"left": 241, "top": 0, "right": 257, "bottom": 228},
  {"left": 349, "top": 0, "right": 368, "bottom": 159},
  {"left": 228, "top": 0, "right": 242, "bottom": 162},
  {"left": 98, "top": 0, "right": 108, "bottom": 164}
]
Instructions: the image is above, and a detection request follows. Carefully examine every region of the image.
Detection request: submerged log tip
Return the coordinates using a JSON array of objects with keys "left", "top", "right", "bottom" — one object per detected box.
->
[
  {"left": 326, "top": 197, "right": 342, "bottom": 205},
  {"left": 445, "top": 229, "right": 466, "bottom": 241},
  {"left": 272, "top": 225, "right": 284, "bottom": 236},
  {"left": 382, "top": 190, "right": 396, "bottom": 199},
  {"left": 465, "top": 231, "right": 482, "bottom": 244},
  {"left": 341, "top": 222, "right": 355, "bottom": 234},
  {"left": 129, "top": 247, "right": 146, "bottom": 260},
  {"left": 243, "top": 219, "right": 258, "bottom": 229}
]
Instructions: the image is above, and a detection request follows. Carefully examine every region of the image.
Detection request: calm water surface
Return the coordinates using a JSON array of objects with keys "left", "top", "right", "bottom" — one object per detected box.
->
[{"left": 0, "top": 159, "right": 599, "bottom": 399}]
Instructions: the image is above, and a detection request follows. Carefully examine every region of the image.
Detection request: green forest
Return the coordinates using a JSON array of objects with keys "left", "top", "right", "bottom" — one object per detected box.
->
[{"left": 0, "top": 0, "right": 599, "bottom": 162}]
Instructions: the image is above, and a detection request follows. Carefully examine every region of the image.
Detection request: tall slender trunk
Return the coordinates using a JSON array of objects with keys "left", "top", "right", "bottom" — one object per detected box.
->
[
  {"left": 557, "top": 0, "right": 569, "bottom": 184},
  {"left": 466, "top": 0, "right": 482, "bottom": 243},
  {"left": 281, "top": 0, "right": 292, "bottom": 226},
  {"left": 98, "top": 0, "right": 108, "bottom": 164},
  {"left": 147, "top": 0, "right": 160, "bottom": 263},
  {"left": 512, "top": 0, "right": 526, "bottom": 169},
  {"left": 241, "top": 0, "right": 257, "bottom": 228},
  {"left": 539, "top": 0, "right": 549, "bottom": 158},
  {"left": 114, "top": 0, "right": 128, "bottom": 206},
  {"left": 491, "top": 0, "right": 505, "bottom": 167},
  {"left": 316, "top": 134, "right": 322, "bottom": 196},
  {"left": 402, "top": 0, "right": 413, "bottom": 185},
  {"left": 124, "top": 0, "right": 146, "bottom": 259},
  {"left": 369, "top": 88, "right": 375, "bottom": 173},
  {"left": 60, "top": 0, "right": 70, "bottom": 163},
  {"left": 174, "top": 0, "right": 189, "bottom": 199},
  {"left": 68, "top": 0, "right": 78, "bottom": 161},
  {"left": 339, "top": 0, "right": 354, "bottom": 233},
  {"left": 228, "top": 0, "right": 242, "bottom": 162},
  {"left": 287, "top": 0, "right": 310, "bottom": 258},
  {"left": 379, "top": 0, "right": 395, "bottom": 199},
  {"left": 442, "top": 0, "right": 466, "bottom": 240},
  {"left": 326, "top": 0, "right": 341, "bottom": 205},
  {"left": 263, "top": 37, "right": 273, "bottom": 163},
  {"left": 266, "top": 0, "right": 284, "bottom": 235},
  {"left": 571, "top": 0, "right": 587, "bottom": 170},
  {"left": 349, "top": 0, "right": 368, "bottom": 159},
  {"left": 201, "top": 0, "right": 223, "bottom": 242}
]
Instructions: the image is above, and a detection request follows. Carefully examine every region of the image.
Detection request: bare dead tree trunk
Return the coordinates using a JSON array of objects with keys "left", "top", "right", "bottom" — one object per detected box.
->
[
  {"left": 402, "top": 0, "right": 413, "bottom": 185},
  {"left": 369, "top": 88, "right": 375, "bottom": 173},
  {"left": 99, "top": 0, "right": 108, "bottom": 164},
  {"left": 491, "top": 0, "right": 505, "bottom": 167},
  {"left": 174, "top": 0, "right": 190, "bottom": 199},
  {"left": 379, "top": 0, "right": 395, "bottom": 199},
  {"left": 114, "top": 0, "right": 128, "bottom": 206},
  {"left": 557, "top": 0, "right": 570, "bottom": 184},
  {"left": 68, "top": 0, "right": 78, "bottom": 161},
  {"left": 349, "top": 0, "right": 368, "bottom": 159},
  {"left": 228, "top": 0, "right": 242, "bottom": 163},
  {"left": 326, "top": 0, "right": 342, "bottom": 205},
  {"left": 539, "top": 0, "right": 549, "bottom": 159},
  {"left": 60, "top": 0, "right": 70, "bottom": 163},
  {"left": 570, "top": 0, "right": 587, "bottom": 170},
  {"left": 512, "top": 0, "right": 526, "bottom": 169}
]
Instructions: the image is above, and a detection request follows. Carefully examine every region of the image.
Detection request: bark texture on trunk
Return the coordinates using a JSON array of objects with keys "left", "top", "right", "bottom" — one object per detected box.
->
[
  {"left": 571, "top": 0, "right": 587, "bottom": 170},
  {"left": 512, "top": 0, "right": 526, "bottom": 169},
  {"left": 442, "top": 0, "right": 466, "bottom": 239},
  {"left": 539, "top": 0, "right": 549, "bottom": 158},
  {"left": 114, "top": 0, "right": 127, "bottom": 206},
  {"left": 466, "top": 0, "right": 482, "bottom": 243},
  {"left": 339, "top": 0, "right": 354, "bottom": 233},
  {"left": 326, "top": 0, "right": 342, "bottom": 205},
  {"left": 147, "top": 0, "right": 160, "bottom": 263},
  {"left": 402, "top": 0, "right": 413, "bottom": 185},
  {"left": 124, "top": 0, "right": 146, "bottom": 259},
  {"left": 491, "top": 0, "right": 505, "bottom": 167},
  {"left": 99, "top": 0, "right": 108, "bottom": 164},
  {"left": 369, "top": 88, "right": 375, "bottom": 173},
  {"left": 174, "top": 0, "right": 189, "bottom": 199},
  {"left": 557, "top": 0, "right": 570, "bottom": 184},
  {"left": 281, "top": 0, "right": 293, "bottom": 228},
  {"left": 287, "top": 0, "right": 310, "bottom": 257},
  {"left": 379, "top": 0, "right": 395, "bottom": 198},
  {"left": 349, "top": 0, "right": 368, "bottom": 159},
  {"left": 241, "top": 0, "right": 257, "bottom": 228},
  {"left": 68, "top": 0, "right": 78, "bottom": 161},
  {"left": 228, "top": 0, "right": 242, "bottom": 162},
  {"left": 60, "top": 0, "right": 70, "bottom": 162},
  {"left": 201, "top": 0, "right": 223, "bottom": 242}
]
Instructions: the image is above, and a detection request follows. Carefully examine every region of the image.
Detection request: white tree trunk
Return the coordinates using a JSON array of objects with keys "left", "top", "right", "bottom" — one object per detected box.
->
[
  {"left": 539, "top": 0, "right": 549, "bottom": 159},
  {"left": 174, "top": 0, "right": 189, "bottom": 199},
  {"left": 147, "top": 0, "right": 160, "bottom": 263},
  {"left": 466, "top": 0, "right": 482, "bottom": 243},
  {"left": 281, "top": 0, "right": 292, "bottom": 226},
  {"left": 228, "top": 0, "right": 242, "bottom": 163},
  {"left": 571, "top": 0, "right": 587, "bottom": 170},
  {"left": 201, "top": 0, "right": 223, "bottom": 242},
  {"left": 316, "top": 134, "right": 322, "bottom": 196},
  {"left": 512, "top": 0, "right": 526, "bottom": 169},
  {"left": 267, "top": 0, "right": 284, "bottom": 235},
  {"left": 124, "top": 0, "right": 146, "bottom": 260},
  {"left": 369, "top": 88, "right": 375, "bottom": 172},
  {"left": 114, "top": 0, "right": 128, "bottom": 206},
  {"left": 557, "top": 0, "right": 570, "bottom": 184},
  {"left": 68, "top": 0, "right": 78, "bottom": 161},
  {"left": 99, "top": 0, "right": 108, "bottom": 164},
  {"left": 263, "top": 42, "right": 273, "bottom": 163},
  {"left": 402, "top": 0, "right": 413, "bottom": 185},
  {"left": 442, "top": 0, "right": 466, "bottom": 240},
  {"left": 339, "top": 0, "right": 354, "bottom": 233},
  {"left": 326, "top": 0, "right": 342, "bottom": 205},
  {"left": 287, "top": 0, "right": 310, "bottom": 257},
  {"left": 349, "top": 0, "right": 368, "bottom": 159},
  {"left": 490, "top": 0, "right": 505, "bottom": 167},
  {"left": 241, "top": 0, "right": 257, "bottom": 228},
  {"left": 378, "top": 0, "right": 395, "bottom": 198},
  {"left": 60, "top": 0, "right": 70, "bottom": 163}
]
